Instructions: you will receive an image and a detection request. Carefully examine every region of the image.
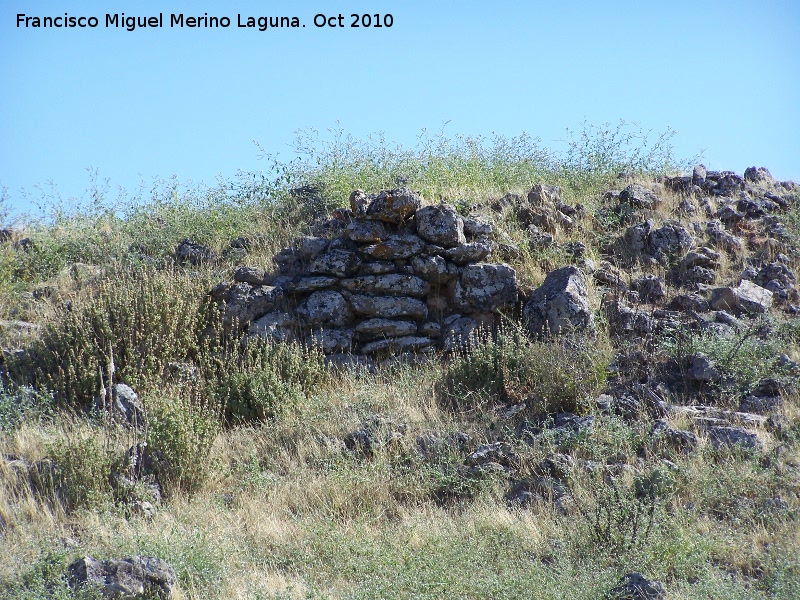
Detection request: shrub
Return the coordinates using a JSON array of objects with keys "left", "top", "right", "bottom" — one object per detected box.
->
[
  {"left": 207, "top": 339, "right": 328, "bottom": 424},
  {"left": 575, "top": 470, "right": 671, "bottom": 555},
  {"left": 46, "top": 434, "right": 116, "bottom": 511},
  {"left": 10, "top": 265, "right": 212, "bottom": 406},
  {"left": 660, "top": 320, "right": 792, "bottom": 394},
  {"left": 145, "top": 391, "right": 221, "bottom": 495},
  {"left": 0, "top": 381, "right": 55, "bottom": 431},
  {"left": 440, "top": 326, "right": 609, "bottom": 414}
]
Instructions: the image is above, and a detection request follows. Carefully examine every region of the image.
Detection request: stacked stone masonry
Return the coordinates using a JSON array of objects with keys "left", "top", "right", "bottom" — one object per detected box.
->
[{"left": 211, "top": 188, "right": 520, "bottom": 357}]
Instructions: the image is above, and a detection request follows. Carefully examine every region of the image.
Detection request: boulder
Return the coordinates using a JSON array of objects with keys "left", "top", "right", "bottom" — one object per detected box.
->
[
  {"left": 465, "top": 442, "right": 521, "bottom": 474},
  {"left": 527, "top": 183, "right": 562, "bottom": 207},
  {"left": 346, "top": 220, "right": 387, "bottom": 243},
  {"left": 68, "top": 555, "right": 176, "bottom": 599},
  {"left": 462, "top": 216, "right": 493, "bottom": 238},
  {"left": 306, "top": 328, "right": 354, "bottom": 353},
  {"left": 415, "top": 203, "right": 466, "bottom": 247},
  {"left": 307, "top": 250, "right": 361, "bottom": 277},
  {"left": 710, "top": 280, "right": 773, "bottom": 314},
  {"left": 689, "top": 353, "right": 721, "bottom": 383},
  {"left": 411, "top": 254, "right": 460, "bottom": 284},
  {"left": 632, "top": 275, "right": 665, "bottom": 303},
  {"left": 344, "top": 415, "right": 407, "bottom": 457},
  {"left": 174, "top": 240, "right": 214, "bottom": 265},
  {"left": 365, "top": 188, "right": 422, "bottom": 223},
  {"left": 706, "top": 425, "right": 762, "bottom": 451},
  {"left": 222, "top": 283, "right": 283, "bottom": 327},
  {"left": 441, "top": 315, "right": 481, "bottom": 351},
  {"left": 706, "top": 220, "right": 744, "bottom": 253},
  {"left": 452, "top": 263, "right": 518, "bottom": 313},
  {"left": 744, "top": 166, "right": 774, "bottom": 184},
  {"left": 349, "top": 189, "right": 369, "bottom": 217},
  {"left": 233, "top": 266, "right": 268, "bottom": 286},
  {"left": 94, "top": 384, "right": 145, "bottom": 427},
  {"left": 647, "top": 221, "right": 694, "bottom": 261},
  {"left": 619, "top": 184, "right": 660, "bottom": 209},
  {"left": 247, "top": 311, "right": 296, "bottom": 343},
  {"left": 524, "top": 266, "right": 594, "bottom": 336}
]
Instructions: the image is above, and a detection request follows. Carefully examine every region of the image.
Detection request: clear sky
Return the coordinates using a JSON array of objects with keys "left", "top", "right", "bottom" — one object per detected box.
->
[{"left": 1, "top": 0, "right": 798, "bottom": 217}]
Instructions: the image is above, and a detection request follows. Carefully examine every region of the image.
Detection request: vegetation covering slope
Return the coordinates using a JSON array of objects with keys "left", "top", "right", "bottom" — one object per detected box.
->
[{"left": 0, "top": 124, "right": 798, "bottom": 599}]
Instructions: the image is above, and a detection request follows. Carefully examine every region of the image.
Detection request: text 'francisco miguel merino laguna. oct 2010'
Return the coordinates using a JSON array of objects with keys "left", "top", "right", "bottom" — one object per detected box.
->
[{"left": 16, "top": 12, "right": 395, "bottom": 32}]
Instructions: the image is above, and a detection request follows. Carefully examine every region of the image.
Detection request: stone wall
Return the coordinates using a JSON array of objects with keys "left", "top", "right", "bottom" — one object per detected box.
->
[{"left": 210, "top": 188, "right": 520, "bottom": 358}]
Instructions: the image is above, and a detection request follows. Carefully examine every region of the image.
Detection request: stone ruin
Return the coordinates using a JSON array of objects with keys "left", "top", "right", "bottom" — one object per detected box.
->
[{"left": 210, "top": 188, "right": 524, "bottom": 362}]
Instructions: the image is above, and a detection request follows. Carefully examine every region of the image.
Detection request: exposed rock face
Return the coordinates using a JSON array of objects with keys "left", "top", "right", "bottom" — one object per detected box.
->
[
  {"left": 524, "top": 266, "right": 593, "bottom": 336},
  {"left": 68, "top": 555, "right": 176, "bottom": 599}
]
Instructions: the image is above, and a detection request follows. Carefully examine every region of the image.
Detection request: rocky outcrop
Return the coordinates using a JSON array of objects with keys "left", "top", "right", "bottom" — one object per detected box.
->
[{"left": 211, "top": 189, "right": 519, "bottom": 356}]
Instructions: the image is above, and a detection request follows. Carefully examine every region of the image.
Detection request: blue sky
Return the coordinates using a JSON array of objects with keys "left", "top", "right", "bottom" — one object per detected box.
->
[{"left": 1, "top": 0, "right": 798, "bottom": 217}]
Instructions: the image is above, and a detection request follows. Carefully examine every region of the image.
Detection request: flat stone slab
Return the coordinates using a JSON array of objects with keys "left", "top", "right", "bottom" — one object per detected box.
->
[
  {"left": 288, "top": 276, "right": 338, "bottom": 294},
  {"left": 346, "top": 294, "right": 428, "bottom": 320},
  {"left": 340, "top": 274, "right": 429, "bottom": 297},
  {"left": 360, "top": 233, "right": 426, "bottom": 260},
  {"left": 442, "top": 242, "right": 492, "bottom": 265},
  {"left": 360, "top": 336, "right": 433, "bottom": 354},
  {"left": 354, "top": 318, "right": 419, "bottom": 340}
]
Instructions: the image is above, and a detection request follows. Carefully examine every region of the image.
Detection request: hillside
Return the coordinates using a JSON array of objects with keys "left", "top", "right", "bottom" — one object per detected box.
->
[{"left": 0, "top": 128, "right": 798, "bottom": 599}]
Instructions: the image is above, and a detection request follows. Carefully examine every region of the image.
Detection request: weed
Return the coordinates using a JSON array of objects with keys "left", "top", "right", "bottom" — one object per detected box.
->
[
  {"left": 206, "top": 338, "right": 328, "bottom": 424},
  {"left": 440, "top": 324, "right": 609, "bottom": 414},
  {"left": 46, "top": 433, "right": 116, "bottom": 511},
  {"left": 146, "top": 390, "right": 221, "bottom": 495},
  {"left": 576, "top": 471, "right": 669, "bottom": 555},
  {"left": 10, "top": 266, "right": 212, "bottom": 407}
]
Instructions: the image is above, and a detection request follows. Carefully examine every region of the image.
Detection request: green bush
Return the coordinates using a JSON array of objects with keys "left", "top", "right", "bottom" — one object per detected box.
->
[
  {"left": 46, "top": 434, "right": 116, "bottom": 511},
  {"left": 440, "top": 327, "right": 609, "bottom": 414},
  {"left": 0, "top": 381, "right": 55, "bottom": 431},
  {"left": 146, "top": 391, "right": 221, "bottom": 495},
  {"left": 575, "top": 473, "right": 669, "bottom": 556},
  {"left": 660, "top": 321, "right": 791, "bottom": 393},
  {"left": 207, "top": 339, "right": 327, "bottom": 424},
  {"left": 1, "top": 547, "right": 104, "bottom": 600},
  {"left": 10, "top": 266, "right": 212, "bottom": 406}
]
